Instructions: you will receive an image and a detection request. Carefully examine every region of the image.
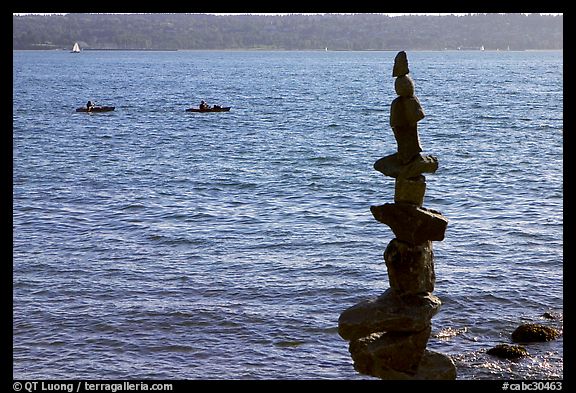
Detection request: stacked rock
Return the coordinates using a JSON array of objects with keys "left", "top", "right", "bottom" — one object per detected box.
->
[{"left": 337, "top": 51, "right": 456, "bottom": 380}]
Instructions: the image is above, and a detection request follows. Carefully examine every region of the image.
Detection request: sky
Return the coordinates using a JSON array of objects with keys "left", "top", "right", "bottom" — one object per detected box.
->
[
  {"left": 13, "top": 13, "right": 456, "bottom": 15},
  {"left": 13, "top": 13, "right": 562, "bottom": 16}
]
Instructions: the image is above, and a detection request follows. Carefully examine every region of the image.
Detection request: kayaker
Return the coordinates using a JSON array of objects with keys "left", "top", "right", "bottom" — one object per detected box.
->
[
  {"left": 86, "top": 101, "right": 95, "bottom": 112},
  {"left": 199, "top": 100, "right": 209, "bottom": 110}
]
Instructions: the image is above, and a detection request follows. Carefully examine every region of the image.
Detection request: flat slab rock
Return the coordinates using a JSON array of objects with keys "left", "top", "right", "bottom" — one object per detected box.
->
[
  {"left": 338, "top": 288, "right": 441, "bottom": 341},
  {"left": 370, "top": 203, "right": 448, "bottom": 245},
  {"left": 374, "top": 153, "right": 438, "bottom": 179}
]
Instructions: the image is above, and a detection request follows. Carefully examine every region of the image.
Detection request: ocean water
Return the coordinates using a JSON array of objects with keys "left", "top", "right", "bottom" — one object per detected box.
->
[{"left": 12, "top": 50, "right": 563, "bottom": 380}]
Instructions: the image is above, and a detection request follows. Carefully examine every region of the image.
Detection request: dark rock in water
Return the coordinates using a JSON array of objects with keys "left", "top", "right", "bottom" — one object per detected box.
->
[
  {"left": 384, "top": 239, "right": 435, "bottom": 295},
  {"left": 370, "top": 203, "right": 448, "bottom": 245},
  {"left": 338, "top": 288, "right": 441, "bottom": 341},
  {"left": 487, "top": 344, "right": 529, "bottom": 359},
  {"left": 374, "top": 153, "right": 438, "bottom": 179},
  {"left": 511, "top": 324, "right": 560, "bottom": 343},
  {"left": 349, "top": 326, "right": 431, "bottom": 376},
  {"left": 542, "top": 311, "right": 562, "bottom": 320},
  {"left": 393, "top": 51, "right": 409, "bottom": 77}
]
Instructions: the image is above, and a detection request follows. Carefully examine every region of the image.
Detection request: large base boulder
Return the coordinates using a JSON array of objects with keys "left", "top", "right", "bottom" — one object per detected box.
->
[
  {"left": 349, "top": 327, "right": 431, "bottom": 376},
  {"left": 350, "top": 338, "right": 457, "bottom": 380}
]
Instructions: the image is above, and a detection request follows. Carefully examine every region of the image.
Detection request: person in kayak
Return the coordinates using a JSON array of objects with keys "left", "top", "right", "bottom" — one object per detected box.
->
[
  {"left": 199, "top": 100, "right": 210, "bottom": 110},
  {"left": 86, "top": 101, "right": 95, "bottom": 112}
]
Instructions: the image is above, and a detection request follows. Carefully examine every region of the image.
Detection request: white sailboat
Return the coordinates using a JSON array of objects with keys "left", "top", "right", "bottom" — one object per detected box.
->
[{"left": 71, "top": 42, "right": 80, "bottom": 53}]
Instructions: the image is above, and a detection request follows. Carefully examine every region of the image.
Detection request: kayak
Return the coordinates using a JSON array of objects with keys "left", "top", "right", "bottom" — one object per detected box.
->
[
  {"left": 76, "top": 106, "right": 115, "bottom": 112},
  {"left": 186, "top": 106, "right": 231, "bottom": 113}
]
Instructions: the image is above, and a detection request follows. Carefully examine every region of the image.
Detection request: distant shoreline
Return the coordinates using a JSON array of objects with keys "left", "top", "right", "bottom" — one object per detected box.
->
[
  {"left": 14, "top": 14, "right": 562, "bottom": 52},
  {"left": 82, "top": 48, "right": 179, "bottom": 51}
]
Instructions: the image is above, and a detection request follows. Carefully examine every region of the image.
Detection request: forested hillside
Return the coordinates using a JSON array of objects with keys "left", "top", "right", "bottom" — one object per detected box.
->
[{"left": 13, "top": 13, "right": 563, "bottom": 51}]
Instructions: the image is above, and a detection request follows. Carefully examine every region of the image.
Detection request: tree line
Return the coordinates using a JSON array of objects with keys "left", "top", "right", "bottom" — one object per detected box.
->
[{"left": 13, "top": 13, "right": 563, "bottom": 51}]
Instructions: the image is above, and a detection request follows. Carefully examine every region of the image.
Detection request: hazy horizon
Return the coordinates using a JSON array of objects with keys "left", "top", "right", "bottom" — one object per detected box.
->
[{"left": 13, "top": 12, "right": 563, "bottom": 16}]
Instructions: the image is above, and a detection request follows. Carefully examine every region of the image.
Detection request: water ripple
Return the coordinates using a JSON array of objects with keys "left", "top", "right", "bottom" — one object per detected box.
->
[{"left": 13, "top": 50, "right": 563, "bottom": 380}]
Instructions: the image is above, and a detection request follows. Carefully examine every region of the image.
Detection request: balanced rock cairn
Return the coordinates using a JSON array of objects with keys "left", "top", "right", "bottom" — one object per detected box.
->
[{"left": 337, "top": 51, "right": 457, "bottom": 380}]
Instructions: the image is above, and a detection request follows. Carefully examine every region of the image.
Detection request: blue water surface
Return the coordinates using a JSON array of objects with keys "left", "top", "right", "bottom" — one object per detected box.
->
[{"left": 13, "top": 49, "right": 563, "bottom": 380}]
